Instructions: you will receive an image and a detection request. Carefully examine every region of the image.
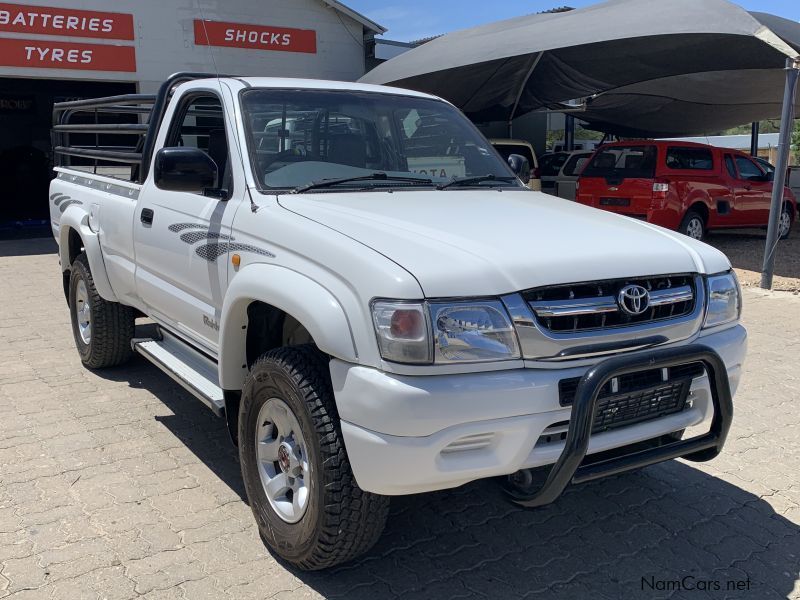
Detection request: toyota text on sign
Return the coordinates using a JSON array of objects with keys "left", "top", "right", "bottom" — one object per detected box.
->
[{"left": 194, "top": 19, "right": 316, "bottom": 54}]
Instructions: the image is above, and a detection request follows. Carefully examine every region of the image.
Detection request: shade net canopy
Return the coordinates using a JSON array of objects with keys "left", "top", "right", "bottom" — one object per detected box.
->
[{"left": 359, "top": 0, "right": 800, "bottom": 136}]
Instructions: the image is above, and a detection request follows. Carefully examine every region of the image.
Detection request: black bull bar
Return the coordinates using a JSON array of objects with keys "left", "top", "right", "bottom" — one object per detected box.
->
[{"left": 507, "top": 344, "right": 733, "bottom": 508}]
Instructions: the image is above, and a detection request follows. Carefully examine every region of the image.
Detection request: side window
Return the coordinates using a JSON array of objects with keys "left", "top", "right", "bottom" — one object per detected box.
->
[
  {"left": 665, "top": 146, "right": 713, "bottom": 170},
  {"left": 734, "top": 156, "right": 764, "bottom": 180},
  {"left": 724, "top": 155, "right": 737, "bottom": 178},
  {"left": 756, "top": 158, "right": 775, "bottom": 175},
  {"left": 169, "top": 95, "right": 230, "bottom": 191},
  {"left": 540, "top": 153, "right": 569, "bottom": 176}
]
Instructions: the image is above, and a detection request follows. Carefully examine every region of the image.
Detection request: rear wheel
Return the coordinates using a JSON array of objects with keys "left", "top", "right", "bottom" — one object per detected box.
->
[
  {"left": 239, "top": 345, "right": 389, "bottom": 570},
  {"left": 779, "top": 204, "right": 792, "bottom": 239},
  {"left": 69, "top": 253, "right": 134, "bottom": 368},
  {"left": 679, "top": 211, "right": 705, "bottom": 241}
]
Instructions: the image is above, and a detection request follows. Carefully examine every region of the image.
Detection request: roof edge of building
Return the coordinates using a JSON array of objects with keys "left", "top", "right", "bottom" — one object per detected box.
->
[{"left": 321, "top": 0, "right": 387, "bottom": 34}]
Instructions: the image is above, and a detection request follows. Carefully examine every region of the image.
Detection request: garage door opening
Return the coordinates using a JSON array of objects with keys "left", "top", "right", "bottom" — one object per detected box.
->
[{"left": 0, "top": 77, "right": 135, "bottom": 235}]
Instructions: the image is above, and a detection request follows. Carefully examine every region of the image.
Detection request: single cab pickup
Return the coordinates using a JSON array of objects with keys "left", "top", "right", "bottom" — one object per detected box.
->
[
  {"left": 50, "top": 73, "right": 746, "bottom": 570},
  {"left": 576, "top": 140, "right": 797, "bottom": 240}
]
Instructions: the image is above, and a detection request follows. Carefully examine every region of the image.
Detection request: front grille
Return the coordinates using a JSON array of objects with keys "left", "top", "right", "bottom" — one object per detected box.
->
[
  {"left": 525, "top": 274, "right": 696, "bottom": 333},
  {"left": 558, "top": 362, "right": 703, "bottom": 434}
]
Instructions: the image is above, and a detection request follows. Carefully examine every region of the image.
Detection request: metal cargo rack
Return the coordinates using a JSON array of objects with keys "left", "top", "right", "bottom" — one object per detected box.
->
[{"left": 52, "top": 72, "right": 223, "bottom": 184}]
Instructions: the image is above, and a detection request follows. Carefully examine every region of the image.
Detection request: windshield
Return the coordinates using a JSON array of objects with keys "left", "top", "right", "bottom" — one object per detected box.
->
[{"left": 240, "top": 89, "right": 520, "bottom": 192}]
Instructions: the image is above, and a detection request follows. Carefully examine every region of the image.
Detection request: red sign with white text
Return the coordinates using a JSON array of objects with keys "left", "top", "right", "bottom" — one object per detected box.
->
[
  {"left": 0, "top": 38, "right": 136, "bottom": 71},
  {"left": 0, "top": 3, "right": 134, "bottom": 40},
  {"left": 194, "top": 19, "right": 316, "bottom": 54}
]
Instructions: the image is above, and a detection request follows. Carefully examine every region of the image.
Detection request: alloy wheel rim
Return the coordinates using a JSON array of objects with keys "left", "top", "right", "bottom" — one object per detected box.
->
[
  {"left": 255, "top": 398, "right": 310, "bottom": 523},
  {"left": 686, "top": 218, "right": 703, "bottom": 240},
  {"left": 780, "top": 210, "right": 791, "bottom": 237},
  {"left": 75, "top": 280, "right": 91, "bottom": 344}
]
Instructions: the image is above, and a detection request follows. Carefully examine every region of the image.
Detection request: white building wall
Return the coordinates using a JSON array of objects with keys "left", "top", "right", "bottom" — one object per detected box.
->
[{"left": 0, "top": 0, "right": 368, "bottom": 90}]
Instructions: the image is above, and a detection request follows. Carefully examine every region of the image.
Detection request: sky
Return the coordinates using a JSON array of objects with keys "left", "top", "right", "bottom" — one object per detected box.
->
[{"left": 346, "top": 0, "right": 800, "bottom": 42}]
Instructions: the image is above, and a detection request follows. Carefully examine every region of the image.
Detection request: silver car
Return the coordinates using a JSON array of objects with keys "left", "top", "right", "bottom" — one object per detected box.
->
[{"left": 554, "top": 150, "right": 593, "bottom": 200}]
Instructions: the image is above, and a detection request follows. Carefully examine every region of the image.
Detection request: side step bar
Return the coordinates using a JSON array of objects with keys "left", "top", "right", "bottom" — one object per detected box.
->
[{"left": 132, "top": 330, "right": 225, "bottom": 417}]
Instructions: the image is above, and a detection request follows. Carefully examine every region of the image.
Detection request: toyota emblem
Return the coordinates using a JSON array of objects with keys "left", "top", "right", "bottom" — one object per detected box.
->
[{"left": 618, "top": 284, "right": 650, "bottom": 315}]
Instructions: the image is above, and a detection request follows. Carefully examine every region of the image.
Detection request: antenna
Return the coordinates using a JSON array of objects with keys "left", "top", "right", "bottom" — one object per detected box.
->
[{"left": 197, "top": 1, "right": 259, "bottom": 212}]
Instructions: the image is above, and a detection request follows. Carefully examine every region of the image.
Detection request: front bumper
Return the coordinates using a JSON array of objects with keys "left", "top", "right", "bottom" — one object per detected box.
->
[{"left": 333, "top": 324, "right": 745, "bottom": 496}]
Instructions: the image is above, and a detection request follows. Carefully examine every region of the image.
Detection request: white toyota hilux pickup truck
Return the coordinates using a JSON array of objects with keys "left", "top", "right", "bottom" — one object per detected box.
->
[{"left": 50, "top": 73, "right": 746, "bottom": 570}]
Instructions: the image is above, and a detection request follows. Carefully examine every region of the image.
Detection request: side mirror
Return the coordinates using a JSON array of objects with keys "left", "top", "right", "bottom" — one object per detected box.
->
[
  {"left": 154, "top": 147, "right": 218, "bottom": 193},
  {"left": 507, "top": 153, "right": 531, "bottom": 184}
]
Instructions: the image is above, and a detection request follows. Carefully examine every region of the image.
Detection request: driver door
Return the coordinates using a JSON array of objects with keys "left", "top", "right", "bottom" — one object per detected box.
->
[
  {"left": 733, "top": 154, "right": 772, "bottom": 225},
  {"left": 133, "top": 91, "right": 238, "bottom": 353}
]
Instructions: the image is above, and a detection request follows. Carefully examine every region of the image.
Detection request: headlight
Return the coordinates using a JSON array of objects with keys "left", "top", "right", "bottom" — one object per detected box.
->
[
  {"left": 704, "top": 272, "right": 741, "bottom": 328},
  {"left": 371, "top": 299, "right": 521, "bottom": 364},
  {"left": 371, "top": 301, "right": 431, "bottom": 364},
  {"left": 430, "top": 300, "right": 520, "bottom": 363}
]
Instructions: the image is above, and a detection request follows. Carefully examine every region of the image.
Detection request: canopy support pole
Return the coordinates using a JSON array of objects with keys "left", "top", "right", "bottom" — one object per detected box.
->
[
  {"left": 565, "top": 115, "right": 576, "bottom": 151},
  {"left": 761, "top": 58, "right": 799, "bottom": 290},
  {"left": 750, "top": 122, "right": 759, "bottom": 156},
  {"left": 507, "top": 52, "right": 543, "bottom": 137}
]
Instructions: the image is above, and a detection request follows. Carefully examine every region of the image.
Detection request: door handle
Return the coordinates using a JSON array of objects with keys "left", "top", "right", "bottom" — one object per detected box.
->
[
  {"left": 140, "top": 208, "right": 154, "bottom": 225},
  {"left": 744, "top": 184, "right": 752, "bottom": 191}
]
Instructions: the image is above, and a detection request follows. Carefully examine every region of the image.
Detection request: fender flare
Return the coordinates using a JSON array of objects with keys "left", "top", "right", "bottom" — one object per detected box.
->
[
  {"left": 218, "top": 263, "right": 357, "bottom": 390},
  {"left": 58, "top": 206, "right": 118, "bottom": 302}
]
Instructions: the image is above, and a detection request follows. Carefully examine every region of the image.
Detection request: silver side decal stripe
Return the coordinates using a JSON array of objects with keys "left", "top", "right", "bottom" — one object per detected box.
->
[
  {"left": 50, "top": 193, "right": 83, "bottom": 213},
  {"left": 168, "top": 222, "right": 276, "bottom": 262}
]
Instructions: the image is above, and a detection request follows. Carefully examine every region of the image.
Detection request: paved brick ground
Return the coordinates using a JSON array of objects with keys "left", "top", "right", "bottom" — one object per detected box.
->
[{"left": 0, "top": 237, "right": 798, "bottom": 600}]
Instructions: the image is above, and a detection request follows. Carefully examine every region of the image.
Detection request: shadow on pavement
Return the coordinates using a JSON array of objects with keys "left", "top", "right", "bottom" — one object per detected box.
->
[
  {"left": 707, "top": 230, "right": 800, "bottom": 281},
  {"left": 295, "top": 465, "right": 799, "bottom": 600},
  {"left": 95, "top": 344, "right": 247, "bottom": 503},
  {"left": 92, "top": 346, "right": 799, "bottom": 600}
]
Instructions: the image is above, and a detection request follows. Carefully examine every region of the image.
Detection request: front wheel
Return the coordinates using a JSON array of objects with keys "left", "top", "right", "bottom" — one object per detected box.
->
[
  {"left": 679, "top": 210, "right": 706, "bottom": 241},
  {"left": 239, "top": 345, "right": 389, "bottom": 570}
]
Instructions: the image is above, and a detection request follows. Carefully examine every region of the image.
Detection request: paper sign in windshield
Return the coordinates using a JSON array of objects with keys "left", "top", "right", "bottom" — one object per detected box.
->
[{"left": 407, "top": 156, "right": 466, "bottom": 179}]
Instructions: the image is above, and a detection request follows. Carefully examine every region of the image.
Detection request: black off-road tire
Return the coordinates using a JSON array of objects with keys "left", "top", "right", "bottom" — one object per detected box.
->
[
  {"left": 239, "top": 345, "right": 389, "bottom": 570},
  {"left": 678, "top": 210, "right": 706, "bottom": 241},
  {"left": 69, "top": 253, "right": 134, "bottom": 368}
]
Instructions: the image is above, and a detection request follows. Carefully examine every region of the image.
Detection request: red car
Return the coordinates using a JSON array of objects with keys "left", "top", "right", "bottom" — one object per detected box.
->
[{"left": 576, "top": 140, "right": 797, "bottom": 240}]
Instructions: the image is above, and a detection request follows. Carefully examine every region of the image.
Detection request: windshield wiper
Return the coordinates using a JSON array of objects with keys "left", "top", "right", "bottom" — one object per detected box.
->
[
  {"left": 436, "top": 174, "right": 517, "bottom": 190},
  {"left": 292, "top": 172, "right": 434, "bottom": 194}
]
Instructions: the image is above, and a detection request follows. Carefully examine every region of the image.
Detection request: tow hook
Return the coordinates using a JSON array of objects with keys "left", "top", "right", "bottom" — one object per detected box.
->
[{"left": 509, "top": 469, "right": 534, "bottom": 489}]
